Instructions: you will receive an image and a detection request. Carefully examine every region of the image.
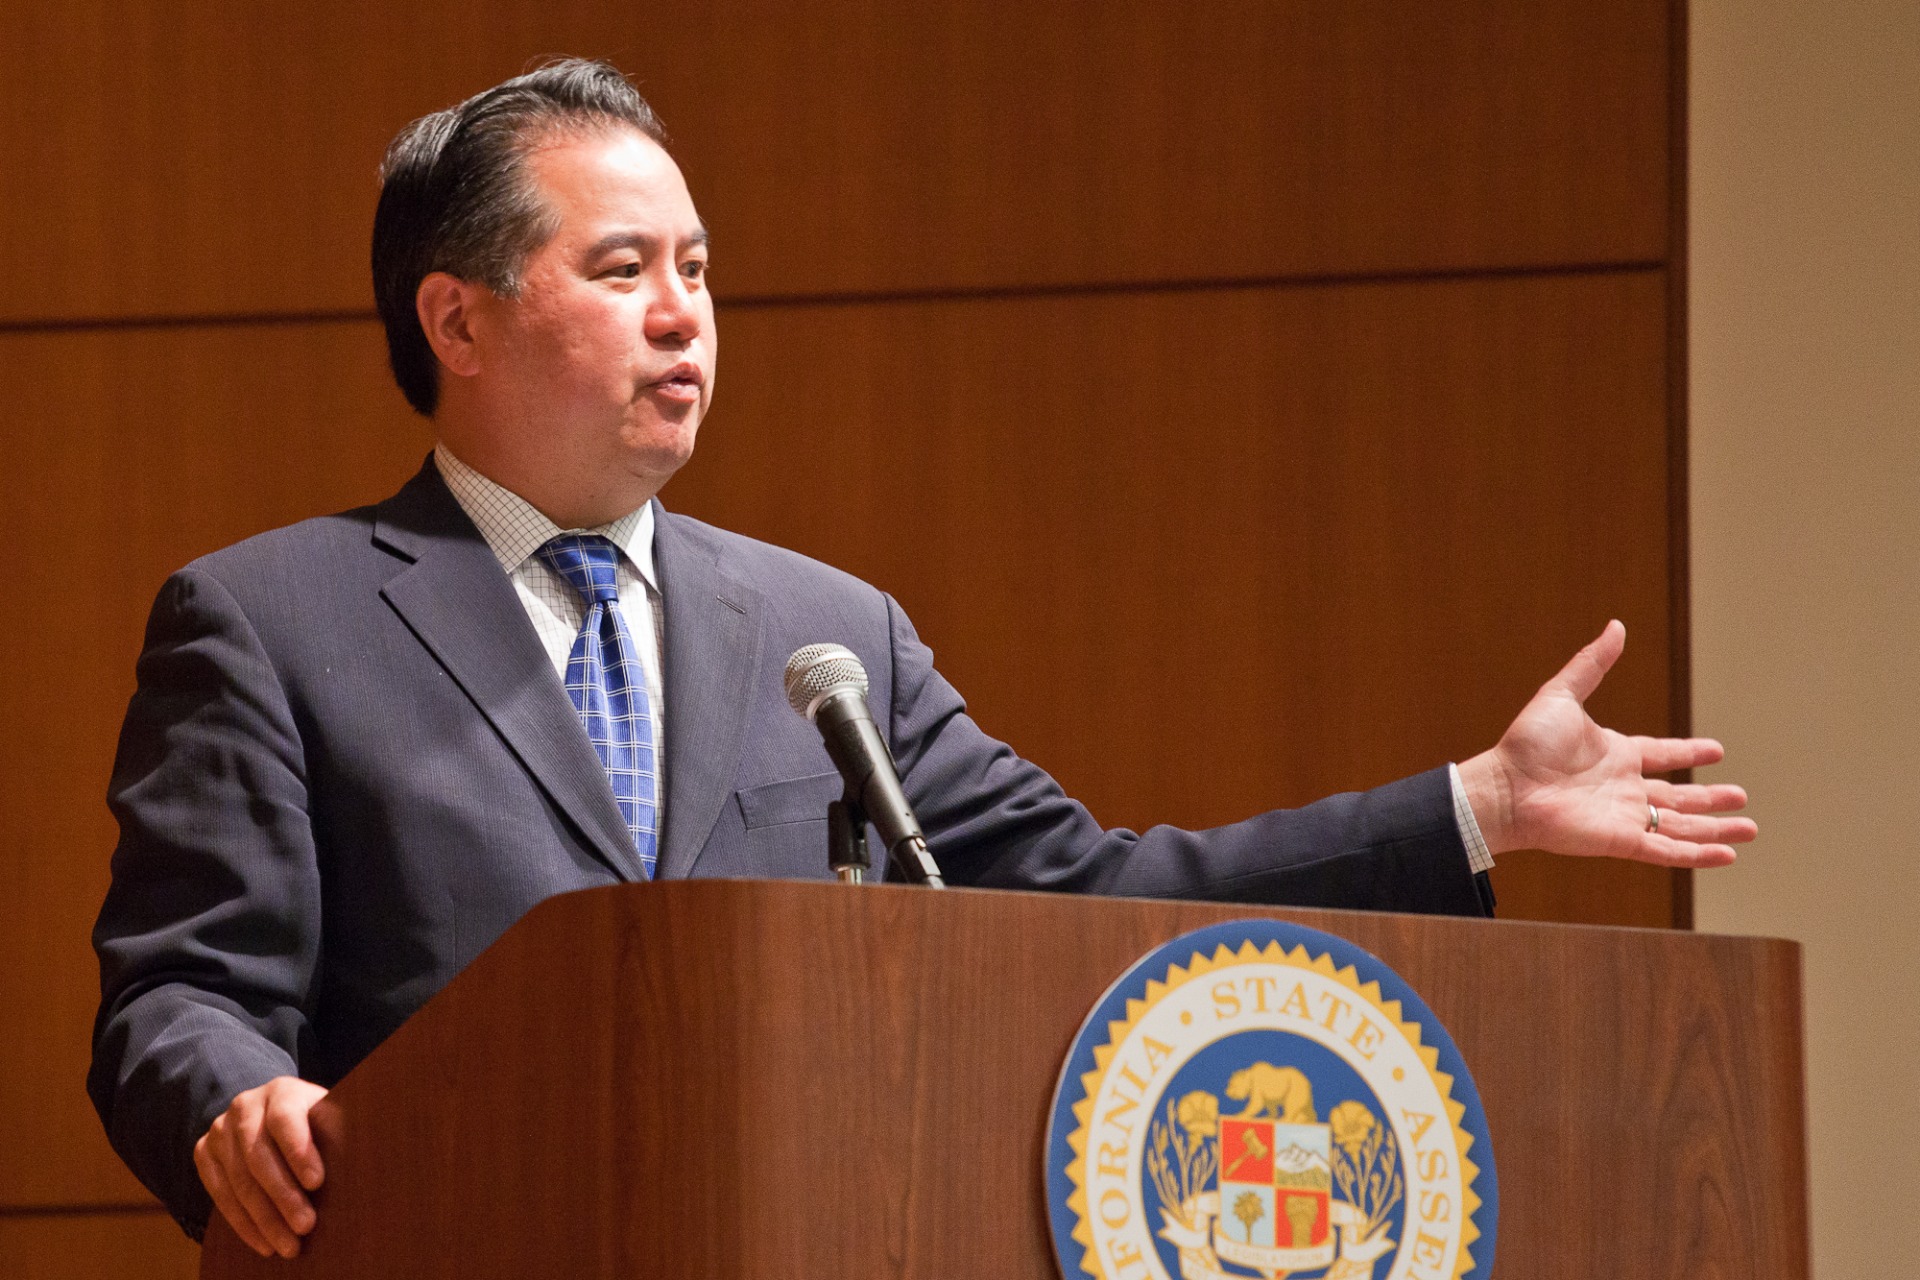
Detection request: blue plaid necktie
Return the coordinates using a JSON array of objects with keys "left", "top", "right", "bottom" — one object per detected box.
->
[{"left": 538, "top": 535, "right": 658, "bottom": 878}]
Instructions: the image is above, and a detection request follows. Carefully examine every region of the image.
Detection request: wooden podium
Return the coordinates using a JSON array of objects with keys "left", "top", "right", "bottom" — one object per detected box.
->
[{"left": 200, "top": 881, "right": 1808, "bottom": 1277}]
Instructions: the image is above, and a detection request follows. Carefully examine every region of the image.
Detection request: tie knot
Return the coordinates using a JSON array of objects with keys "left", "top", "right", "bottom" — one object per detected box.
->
[{"left": 538, "top": 534, "right": 624, "bottom": 605}]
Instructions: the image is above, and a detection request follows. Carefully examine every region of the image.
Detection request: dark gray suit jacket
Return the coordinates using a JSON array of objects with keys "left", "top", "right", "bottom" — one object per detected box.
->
[{"left": 90, "top": 461, "right": 1486, "bottom": 1235}]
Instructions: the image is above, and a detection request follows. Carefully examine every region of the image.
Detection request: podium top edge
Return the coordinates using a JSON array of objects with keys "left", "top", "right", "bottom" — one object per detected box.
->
[{"left": 521, "top": 876, "right": 1805, "bottom": 957}]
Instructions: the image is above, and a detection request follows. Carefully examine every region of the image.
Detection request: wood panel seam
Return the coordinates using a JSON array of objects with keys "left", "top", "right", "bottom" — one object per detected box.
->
[
  {"left": 0, "top": 259, "right": 1668, "bottom": 336},
  {"left": 1666, "top": 0, "right": 1694, "bottom": 929},
  {"left": 0, "top": 1203, "right": 168, "bottom": 1218}
]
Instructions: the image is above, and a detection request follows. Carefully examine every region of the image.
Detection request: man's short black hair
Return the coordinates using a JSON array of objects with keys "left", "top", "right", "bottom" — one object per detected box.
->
[{"left": 371, "top": 58, "right": 668, "bottom": 416}]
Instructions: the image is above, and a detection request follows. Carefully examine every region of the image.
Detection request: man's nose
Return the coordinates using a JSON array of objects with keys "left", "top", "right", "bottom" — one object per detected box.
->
[{"left": 646, "top": 271, "right": 701, "bottom": 344}]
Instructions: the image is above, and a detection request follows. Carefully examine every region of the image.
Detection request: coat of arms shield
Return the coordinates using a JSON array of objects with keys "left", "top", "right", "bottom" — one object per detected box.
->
[{"left": 1215, "top": 1119, "right": 1335, "bottom": 1272}]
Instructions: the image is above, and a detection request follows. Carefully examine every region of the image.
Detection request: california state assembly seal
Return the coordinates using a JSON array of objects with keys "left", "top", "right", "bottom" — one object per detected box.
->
[{"left": 1045, "top": 920, "right": 1497, "bottom": 1280}]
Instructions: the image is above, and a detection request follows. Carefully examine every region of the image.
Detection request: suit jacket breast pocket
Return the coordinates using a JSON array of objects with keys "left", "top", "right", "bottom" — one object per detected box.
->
[{"left": 734, "top": 772, "right": 843, "bottom": 829}]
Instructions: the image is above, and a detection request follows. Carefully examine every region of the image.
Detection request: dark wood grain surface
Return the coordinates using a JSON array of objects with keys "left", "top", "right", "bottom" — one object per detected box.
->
[
  {"left": 0, "top": 0, "right": 1668, "bottom": 324},
  {"left": 201, "top": 881, "right": 1808, "bottom": 1278},
  {"left": 0, "top": 1210, "right": 198, "bottom": 1279}
]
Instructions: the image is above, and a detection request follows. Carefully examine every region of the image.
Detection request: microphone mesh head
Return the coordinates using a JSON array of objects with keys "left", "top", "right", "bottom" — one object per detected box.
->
[{"left": 784, "top": 643, "right": 869, "bottom": 720}]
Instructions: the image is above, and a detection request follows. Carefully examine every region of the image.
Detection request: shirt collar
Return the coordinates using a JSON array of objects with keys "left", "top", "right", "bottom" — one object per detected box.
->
[{"left": 433, "top": 444, "right": 657, "bottom": 589}]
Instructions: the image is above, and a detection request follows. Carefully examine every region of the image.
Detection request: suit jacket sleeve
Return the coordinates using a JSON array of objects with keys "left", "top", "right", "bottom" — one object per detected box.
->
[
  {"left": 880, "top": 594, "right": 1489, "bottom": 916},
  {"left": 89, "top": 568, "right": 322, "bottom": 1239}
]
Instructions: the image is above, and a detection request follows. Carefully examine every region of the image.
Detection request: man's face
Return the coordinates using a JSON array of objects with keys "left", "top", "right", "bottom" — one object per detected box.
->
[{"left": 471, "top": 127, "right": 715, "bottom": 507}]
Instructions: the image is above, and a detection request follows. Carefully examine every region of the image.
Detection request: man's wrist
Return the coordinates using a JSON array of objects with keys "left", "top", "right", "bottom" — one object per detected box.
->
[
  {"left": 1455, "top": 749, "right": 1516, "bottom": 857},
  {"left": 1447, "top": 763, "right": 1496, "bottom": 874}
]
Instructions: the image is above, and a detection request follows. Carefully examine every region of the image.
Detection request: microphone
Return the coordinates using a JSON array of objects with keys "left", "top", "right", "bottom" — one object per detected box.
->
[{"left": 784, "top": 644, "right": 944, "bottom": 887}]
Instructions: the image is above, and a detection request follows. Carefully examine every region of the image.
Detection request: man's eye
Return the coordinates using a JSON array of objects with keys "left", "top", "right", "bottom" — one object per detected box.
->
[{"left": 682, "top": 259, "right": 708, "bottom": 281}]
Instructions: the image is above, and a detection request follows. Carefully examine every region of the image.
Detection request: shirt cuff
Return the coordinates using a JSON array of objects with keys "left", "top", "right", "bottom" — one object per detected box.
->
[{"left": 1448, "top": 761, "right": 1496, "bottom": 875}]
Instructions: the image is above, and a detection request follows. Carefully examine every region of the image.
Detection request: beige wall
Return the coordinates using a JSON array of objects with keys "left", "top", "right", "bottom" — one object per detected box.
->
[{"left": 1691, "top": 0, "right": 1920, "bottom": 1273}]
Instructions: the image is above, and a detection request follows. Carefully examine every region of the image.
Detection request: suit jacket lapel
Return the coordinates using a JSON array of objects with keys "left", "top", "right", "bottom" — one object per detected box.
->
[
  {"left": 652, "top": 507, "right": 764, "bottom": 879},
  {"left": 371, "top": 462, "right": 647, "bottom": 883}
]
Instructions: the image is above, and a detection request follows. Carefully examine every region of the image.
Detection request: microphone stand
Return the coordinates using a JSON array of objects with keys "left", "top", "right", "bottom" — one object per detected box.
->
[
  {"left": 827, "top": 799, "right": 870, "bottom": 885},
  {"left": 826, "top": 797, "right": 945, "bottom": 888}
]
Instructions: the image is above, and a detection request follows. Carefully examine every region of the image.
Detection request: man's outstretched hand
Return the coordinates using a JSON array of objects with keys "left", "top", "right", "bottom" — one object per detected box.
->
[
  {"left": 1457, "top": 621, "right": 1756, "bottom": 866},
  {"left": 193, "top": 1076, "right": 328, "bottom": 1259}
]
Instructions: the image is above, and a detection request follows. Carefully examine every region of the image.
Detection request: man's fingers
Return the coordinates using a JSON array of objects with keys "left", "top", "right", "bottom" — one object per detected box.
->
[
  {"left": 1635, "top": 832, "right": 1740, "bottom": 868},
  {"left": 227, "top": 1147, "right": 303, "bottom": 1259},
  {"left": 1545, "top": 620, "right": 1625, "bottom": 704},
  {"left": 192, "top": 1078, "right": 330, "bottom": 1260},
  {"left": 195, "top": 1141, "right": 274, "bottom": 1259},
  {"left": 1645, "top": 809, "right": 1758, "bottom": 846},
  {"left": 241, "top": 1120, "right": 316, "bottom": 1239},
  {"left": 204, "top": 1126, "right": 302, "bottom": 1259},
  {"left": 264, "top": 1093, "right": 326, "bottom": 1192},
  {"left": 1647, "top": 780, "right": 1749, "bottom": 814},
  {"left": 1636, "top": 735, "right": 1727, "bottom": 773}
]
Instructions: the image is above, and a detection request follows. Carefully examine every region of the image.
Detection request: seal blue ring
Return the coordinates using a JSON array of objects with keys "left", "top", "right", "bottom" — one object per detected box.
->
[{"left": 1044, "top": 918, "right": 1498, "bottom": 1279}]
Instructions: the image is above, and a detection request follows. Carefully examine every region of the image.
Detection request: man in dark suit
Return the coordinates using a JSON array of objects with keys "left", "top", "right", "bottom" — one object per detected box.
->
[{"left": 89, "top": 60, "right": 1755, "bottom": 1256}]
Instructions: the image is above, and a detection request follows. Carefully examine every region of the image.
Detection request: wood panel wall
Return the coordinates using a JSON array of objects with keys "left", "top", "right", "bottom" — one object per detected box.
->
[{"left": 0, "top": 2, "right": 1685, "bottom": 1272}]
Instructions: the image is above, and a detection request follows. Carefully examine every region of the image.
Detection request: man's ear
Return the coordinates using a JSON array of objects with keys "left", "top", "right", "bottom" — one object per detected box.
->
[{"left": 415, "top": 273, "right": 485, "bottom": 379}]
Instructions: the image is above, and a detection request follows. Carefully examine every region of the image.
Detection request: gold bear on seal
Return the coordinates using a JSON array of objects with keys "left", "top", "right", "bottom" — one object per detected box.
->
[{"left": 1224, "top": 1062, "right": 1316, "bottom": 1123}]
